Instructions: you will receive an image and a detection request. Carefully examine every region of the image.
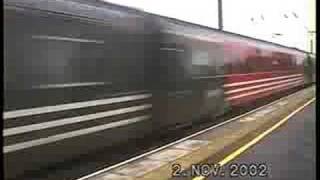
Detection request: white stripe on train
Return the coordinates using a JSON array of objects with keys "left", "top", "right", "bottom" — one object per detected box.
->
[
  {"left": 227, "top": 80, "right": 303, "bottom": 100},
  {"left": 3, "top": 104, "right": 152, "bottom": 137},
  {"left": 3, "top": 115, "right": 151, "bottom": 153},
  {"left": 3, "top": 93, "right": 151, "bottom": 119},
  {"left": 225, "top": 77, "right": 303, "bottom": 95},
  {"left": 224, "top": 74, "right": 302, "bottom": 88},
  {"left": 32, "top": 82, "right": 109, "bottom": 89},
  {"left": 5, "top": 78, "right": 302, "bottom": 136},
  {"left": 32, "top": 35, "right": 105, "bottom": 44},
  {"left": 191, "top": 71, "right": 299, "bottom": 80}
]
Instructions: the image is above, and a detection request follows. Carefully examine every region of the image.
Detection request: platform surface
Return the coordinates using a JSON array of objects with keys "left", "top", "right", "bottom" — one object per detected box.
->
[{"left": 210, "top": 101, "right": 316, "bottom": 180}]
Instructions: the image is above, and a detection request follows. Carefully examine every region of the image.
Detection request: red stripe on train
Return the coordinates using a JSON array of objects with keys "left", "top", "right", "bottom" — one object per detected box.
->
[
  {"left": 227, "top": 81, "right": 303, "bottom": 106},
  {"left": 224, "top": 70, "right": 301, "bottom": 84},
  {"left": 225, "top": 77, "right": 303, "bottom": 95},
  {"left": 224, "top": 71, "right": 305, "bottom": 106}
]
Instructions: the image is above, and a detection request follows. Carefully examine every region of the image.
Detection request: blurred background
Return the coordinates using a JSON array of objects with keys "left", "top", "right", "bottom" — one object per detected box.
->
[{"left": 106, "top": 0, "right": 316, "bottom": 53}]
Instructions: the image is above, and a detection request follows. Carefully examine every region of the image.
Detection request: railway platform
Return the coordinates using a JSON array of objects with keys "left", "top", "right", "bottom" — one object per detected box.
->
[
  {"left": 76, "top": 85, "right": 315, "bottom": 180},
  {"left": 209, "top": 100, "right": 316, "bottom": 180}
]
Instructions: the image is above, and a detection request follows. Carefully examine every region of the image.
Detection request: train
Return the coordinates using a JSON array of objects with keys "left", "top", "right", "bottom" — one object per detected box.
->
[{"left": 3, "top": 0, "right": 315, "bottom": 179}]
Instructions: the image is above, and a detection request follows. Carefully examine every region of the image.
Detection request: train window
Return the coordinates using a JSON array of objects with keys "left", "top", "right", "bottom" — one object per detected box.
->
[
  {"left": 225, "top": 54, "right": 248, "bottom": 74},
  {"left": 256, "top": 48, "right": 262, "bottom": 54},
  {"left": 7, "top": 7, "right": 148, "bottom": 86},
  {"left": 4, "top": 7, "right": 148, "bottom": 109},
  {"left": 291, "top": 57, "right": 297, "bottom": 67},
  {"left": 192, "top": 51, "right": 209, "bottom": 66},
  {"left": 232, "top": 58, "right": 247, "bottom": 74},
  {"left": 215, "top": 61, "right": 224, "bottom": 75},
  {"left": 246, "top": 55, "right": 273, "bottom": 73},
  {"left": 208, "top": 44, "right": 224, "bottom": 75},
  {"left": 159, "top": 42, "right": 190, "bottom": 82},
  {"left": 223, "top": 42, "right": 250, "bottom": 74},
  {"left": 191, "top": 49, "right": 214, "bottom": 76},
  {"left": 272, "top": 59, "right": 280, "bottom": 65},
  {"left": 5, "top": 8, "right": 110, "bottom": 87},
  {"left": 296, "top": 56, "right": 304, "bottom": 65}
]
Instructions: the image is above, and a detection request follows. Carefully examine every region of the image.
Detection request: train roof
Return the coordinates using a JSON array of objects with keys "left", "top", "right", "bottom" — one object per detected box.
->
[
  {"left": 154, "top": 15, "right": 307, "bottom": 56},
  {"left": 5, "top": 0, "right": 309, "bottom": 55},
  {"left": 150, "top": 12, "right": 308, "bottom": 55}
]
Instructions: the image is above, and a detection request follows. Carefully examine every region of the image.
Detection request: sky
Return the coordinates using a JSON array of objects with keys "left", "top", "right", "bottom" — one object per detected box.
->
[{"left": 104, "top": 0, "right": 314, "bottom": 51}]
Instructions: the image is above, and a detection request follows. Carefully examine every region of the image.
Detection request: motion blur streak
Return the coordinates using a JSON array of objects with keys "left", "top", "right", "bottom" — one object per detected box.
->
[
  {"left": 4, "top": 104, "right": 152, "bottom": 136},
  {"left": 4, "top": 115, "right": 151, "bottom": 153},
  {"left": 4, "top": 93, "right": 151, "bottom": 119}
]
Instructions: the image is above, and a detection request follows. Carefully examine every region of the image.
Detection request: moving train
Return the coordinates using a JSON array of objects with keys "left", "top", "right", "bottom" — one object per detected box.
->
[{"left": 3, "top": 0, "right": 315, "bottom": 178}]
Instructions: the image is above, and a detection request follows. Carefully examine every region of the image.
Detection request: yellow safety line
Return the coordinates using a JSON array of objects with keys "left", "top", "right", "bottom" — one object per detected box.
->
[{"left": 192, "top": 97, "right": 316, "bottom": 180}]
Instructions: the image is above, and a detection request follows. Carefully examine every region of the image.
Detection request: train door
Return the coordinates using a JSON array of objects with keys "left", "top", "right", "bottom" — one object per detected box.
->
[
  {"left": 204, "top": 43, "right": 227, "bottom": 118},
  {"left": 151, "top": 34, "right": 202, "bottom": 128},
  {"left": 303, "top": 54, "right": 316, "bottom": 83},
  {"left": 189, "top": 40, "right": 227, "bottom": 119}
]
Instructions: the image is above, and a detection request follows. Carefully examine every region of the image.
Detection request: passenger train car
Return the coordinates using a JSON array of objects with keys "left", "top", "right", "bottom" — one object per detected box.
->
[{"left": 3, "top": 0, "right": 314, "bottom": 178}]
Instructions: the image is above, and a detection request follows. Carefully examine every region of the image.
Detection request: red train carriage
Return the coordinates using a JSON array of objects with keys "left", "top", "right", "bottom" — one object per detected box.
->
[{"left": 222, "top": 40, "right": 307, "bottom": 106}]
